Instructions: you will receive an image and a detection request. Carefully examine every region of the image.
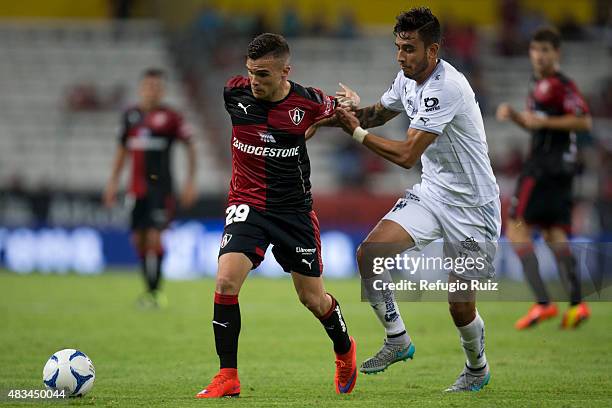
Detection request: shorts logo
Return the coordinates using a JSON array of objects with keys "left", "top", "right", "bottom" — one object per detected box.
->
[
  {"left": 419, "top": 117, "right": 430, "bottom": 125},
  {"left": 461, "top": 236, "right": 480, "bottom": 252},
  {"left": 296, "top": 247, "right": 316, "bottom": 254},
  {"left": 220, "top": 233, "right": 232, "bottom": 249},
  {"left": 289, "top": 107, "right": 305, "bottom": 125},
  {"left": 301, "top": 258, "right": 314, "bottom": 269}
]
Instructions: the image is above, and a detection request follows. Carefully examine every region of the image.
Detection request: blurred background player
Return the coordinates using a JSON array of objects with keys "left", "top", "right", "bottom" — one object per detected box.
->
[
  {"left": 315, "top": 7, "right": 500, "bottom": 392},
  {"left": 195, "top": 33, "right": 357, "bottom": 399},
  {"left": 496, "top": 27, "right": 592, "bottom": 330},
  {"left": 103, "top": 68, "right": 197, "bottom": 308}
]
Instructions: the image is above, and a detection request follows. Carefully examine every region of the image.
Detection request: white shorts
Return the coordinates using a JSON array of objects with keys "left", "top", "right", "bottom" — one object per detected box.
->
[{"left": 383, "top": 184, "right": 502, "bottom": 280}]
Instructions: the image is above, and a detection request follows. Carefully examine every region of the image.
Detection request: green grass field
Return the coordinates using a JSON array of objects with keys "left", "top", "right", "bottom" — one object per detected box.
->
[{"left": 1, "top": 271, "right": 611, "bottom": 407}]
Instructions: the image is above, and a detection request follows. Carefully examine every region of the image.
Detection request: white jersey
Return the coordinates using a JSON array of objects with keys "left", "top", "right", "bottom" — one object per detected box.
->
[{"left": 380, "top": 59, "right": 499, "bottom": 207}]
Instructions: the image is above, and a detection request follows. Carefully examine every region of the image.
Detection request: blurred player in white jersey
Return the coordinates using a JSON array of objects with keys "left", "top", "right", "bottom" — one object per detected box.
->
[{"left": 310, "top": 7, "right": 500, "bottom": 392}]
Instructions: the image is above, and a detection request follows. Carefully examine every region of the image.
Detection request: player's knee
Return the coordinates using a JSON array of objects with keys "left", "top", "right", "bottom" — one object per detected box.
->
[
  {"left": 355, "top": 242, "right": 370, "bottom": 278},
  {"left": 215, "top": 276, "right": 240, "bottom": 295},
  {"left": 297, "top": 290, "right": 323, "bottom": 314}
]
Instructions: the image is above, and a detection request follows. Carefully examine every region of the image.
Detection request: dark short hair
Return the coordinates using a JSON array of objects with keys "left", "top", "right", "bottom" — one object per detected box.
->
[
  {"left": 247, "top": 33, "right": 290, "bottom": 60},
  {"left": 393, "top": 7, "right": 441, "bottom": 47},
  {"left": 141, "top": 68, "right": 166, "bottom": 79},
  {"left": 531, "top": 27, "right": 561, "bottom": 49}
]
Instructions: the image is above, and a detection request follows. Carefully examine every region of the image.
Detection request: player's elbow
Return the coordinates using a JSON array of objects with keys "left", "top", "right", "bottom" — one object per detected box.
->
[{"left": 397, "top": 147, "right": 418, "bottom": 169}]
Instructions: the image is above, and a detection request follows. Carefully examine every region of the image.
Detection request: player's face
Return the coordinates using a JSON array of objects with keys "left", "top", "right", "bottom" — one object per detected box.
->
[
  {"left": 246, "top": 56, "right": 290, "bottom": 101},
  {"left": 395, "top": 32, "right": 434, "bottom": 80},
  {"left": 529, "top": 41, "right": 559, "bottom": 77},
  {"left": 139, "top": 76, "right": 164, "bottom": 108}
]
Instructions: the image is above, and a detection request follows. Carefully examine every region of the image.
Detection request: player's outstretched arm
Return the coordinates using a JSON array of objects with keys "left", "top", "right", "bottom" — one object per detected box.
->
[
  {"left": 305, "top": 82, "right": 362, "bottom": 140},
  {"left": 335, "top": 108, "right": 435, "bottom": 169},
  {"left": 103, "top": 146, "right": 128, "bottom": 208},
  {"left": 520, "top": 112, "right": 592, "bottom": 132},
  {"left": 180, "top": 140, "right": 198, "bottom": 208}
]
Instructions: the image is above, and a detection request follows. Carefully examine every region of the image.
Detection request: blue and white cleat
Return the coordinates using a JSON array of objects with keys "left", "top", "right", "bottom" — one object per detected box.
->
[
  {"left": 445, "top": 364, "right": 490, "bottom": 392},
  {"left": 359, "top": 340, "right": 415, "bottom": 374}
]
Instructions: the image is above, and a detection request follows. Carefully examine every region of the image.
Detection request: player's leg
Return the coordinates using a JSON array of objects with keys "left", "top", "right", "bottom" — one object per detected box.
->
[
  {"left": 196, "top": 252, "right": 252, "bottom": 399},
  {"left": 509, "top": 176, "right": 559, "bottom": 328},
  {"left": 358, "top": 192, "right": 440, "bottom": 374},
  {"left": 357, "top": 220, "right": 414, "bottom": 352},
  {"left": 269, "top": 209, "right": 356, "bottom": 394},
  {"left": 197, "top": 205, "right": 268, "bottom": 399},
  {"left": 291, "top": 272, "right": 357, "bottom": 394},
  {"left": 508, "top": 217, "right": 558, "bottom": 328},
  {"left": 541, "top": 227, "right": 590, "bottom": 328},
  {"left": 142, "top": 228, "right": 164, "bottom": 297},
  {"left": 438, "top": 199, "right": 499, "bottom": 392},
  {"left": 445, "top": 276, "right": 490, "bottom": 392}
]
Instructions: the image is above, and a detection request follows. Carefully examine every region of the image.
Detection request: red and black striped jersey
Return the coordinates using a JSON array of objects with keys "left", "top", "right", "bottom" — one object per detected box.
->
[
  {"left": 118, "top": 105, "right": 192, "bottom": 198},
  {"left": 224, "top": 76, "right": 336, "bottom": 213},
  {"left": 525, "top": 72, "right": 589, "bottom": 176}
]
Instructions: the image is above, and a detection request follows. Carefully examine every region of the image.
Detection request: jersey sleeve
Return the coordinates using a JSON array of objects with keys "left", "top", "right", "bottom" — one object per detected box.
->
[
  {"left": 311, "top": 88, "right": 337, "bottom": 121},
  {"left": 562, "top": 81, "right": 590, "bottom": 116},
  {"left": 410, "top": 81, "right": 463, "bottom": 135},
  {"left": 380, "top": 72, "right": 405, "bottom": 112}
]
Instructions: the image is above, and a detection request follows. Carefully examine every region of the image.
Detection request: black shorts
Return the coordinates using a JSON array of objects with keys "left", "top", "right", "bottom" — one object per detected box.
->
[
  {"left": 131, "top": 193, "right": 175, "bottom": 231},
  {"left": 509, "top": 173, "right": 573, "bottom": 230},
  {"left": 218, "top": 204, "right": 323, "bottom": 277}
]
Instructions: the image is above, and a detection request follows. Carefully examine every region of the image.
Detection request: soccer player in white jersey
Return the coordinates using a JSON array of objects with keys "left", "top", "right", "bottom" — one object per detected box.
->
[{"left": 311, "top": 7, "right": 500, "bottom": 392}]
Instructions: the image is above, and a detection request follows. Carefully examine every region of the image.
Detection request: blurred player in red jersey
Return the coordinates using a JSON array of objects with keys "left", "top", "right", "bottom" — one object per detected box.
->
[
  {"left": 103, "top": 68, "right": 197, "bottom": 308},
  {"left": 497, "top": 27, "right": 592, "bottom": 329},
  {"left": 195, "top": 33, "right": 357, "bottom": 399}
]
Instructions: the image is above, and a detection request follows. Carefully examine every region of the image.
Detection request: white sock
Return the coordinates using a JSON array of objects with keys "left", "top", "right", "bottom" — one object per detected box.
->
[
  {"left": 456, "top": 311, "right": 487, "bottom": 370},
  {"left": 362, "top": 272, "right": 410, "bottom": 344}
]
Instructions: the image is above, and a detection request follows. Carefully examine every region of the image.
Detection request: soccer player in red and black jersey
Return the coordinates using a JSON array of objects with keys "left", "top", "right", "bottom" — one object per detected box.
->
[
  {"left": 103, "top": 68, "right": 197, "bottom": 307},
  {"left": 195, "top": 34, "right": 357, "bottom": 399},
  {"left": 497, "top": 27, "right": 592, "bottom": 329}
]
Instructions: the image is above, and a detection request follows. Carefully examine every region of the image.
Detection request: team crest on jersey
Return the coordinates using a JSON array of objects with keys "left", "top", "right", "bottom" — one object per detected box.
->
[
  {"left": 220, "top": 233, "right": 232, "bottom": 249},
  {"left": 127, "top": 110, "right": 142, "bottom": 125},
  {"left": 289, "top": 107, "right": 305, "bottom": 125}
]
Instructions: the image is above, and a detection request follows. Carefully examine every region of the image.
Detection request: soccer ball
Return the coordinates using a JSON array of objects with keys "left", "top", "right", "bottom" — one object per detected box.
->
[{"left": 42, "top": 349, "right": 95, "bottom": 397}]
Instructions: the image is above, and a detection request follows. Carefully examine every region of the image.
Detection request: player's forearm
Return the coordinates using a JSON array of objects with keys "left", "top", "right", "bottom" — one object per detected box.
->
[
  {"left": 541, "top": 114, "right": 592, "bottom": 132},
  {"left": 355, "top": 103, "right": 400, "bottom": 129},
  {"left": 108, "top": 148, "right": 127, "bottom": 184},
  {"left": 185, "top": 143, "right": 197, "bottom": 185},
  {"left": 509, "top": 110, "right": 529, "bottom": 130},
  {"left": 362, "top": 132, "right": 416, "bottom": 169}
]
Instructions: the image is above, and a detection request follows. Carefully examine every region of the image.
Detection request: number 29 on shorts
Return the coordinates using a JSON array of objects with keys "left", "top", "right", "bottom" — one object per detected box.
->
[{"left": 225, "top": 204, "right": 250, "bottom": 225}]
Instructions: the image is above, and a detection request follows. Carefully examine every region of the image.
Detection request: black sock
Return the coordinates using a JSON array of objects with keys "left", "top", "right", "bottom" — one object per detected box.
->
[
  {"left": 554, "top": 247, "right": 582, "bottom": 305},
  {"left": 213, "top": 292, "right": 241, "bottom": 369},
  {"left": 141, "top": 252, "right": 162, "bottom": 293},
  {"left": 517, "top": 245, "right": 550, "bottom": 304},
  {"left": 319, "top": 294, "right": 351, "bottom": 355}
]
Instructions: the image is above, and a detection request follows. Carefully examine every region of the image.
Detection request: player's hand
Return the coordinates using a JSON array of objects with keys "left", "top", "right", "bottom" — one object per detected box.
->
[
  {"left": 336, "top": 82, "right": 360, "bottom": 111},
  {"left": 180, "top": 183, "right": 197, "bottom": 208},
  {"left": 103, "top": 183, "right": 117, "bottom": 208},
  {"left": 335, "top": 107, "right": 360, "bottom": 135},
  {"left": 496, "top": 103, "right": 513, "bottom": 121},
  {"left": 520, "top": 111, "right": 546, "bottom": 130}
]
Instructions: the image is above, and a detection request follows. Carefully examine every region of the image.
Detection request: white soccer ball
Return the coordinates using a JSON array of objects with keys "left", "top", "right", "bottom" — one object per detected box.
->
[{"left": 42, "top": 349, "right": 95, "bottom": 397}]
